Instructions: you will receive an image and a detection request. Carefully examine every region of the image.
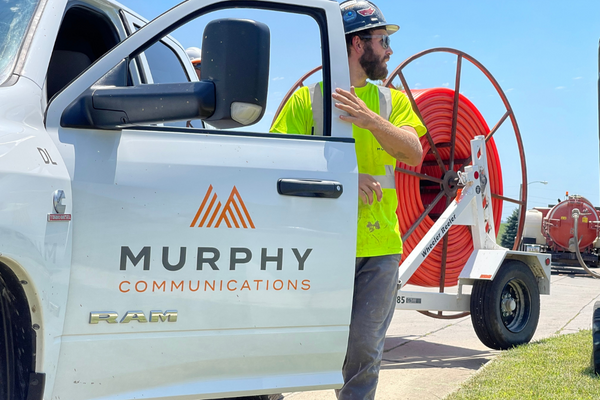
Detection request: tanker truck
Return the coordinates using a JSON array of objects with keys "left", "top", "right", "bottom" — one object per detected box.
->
[{"left": 522, "top": 194, "right": 600, "bottom": 270}]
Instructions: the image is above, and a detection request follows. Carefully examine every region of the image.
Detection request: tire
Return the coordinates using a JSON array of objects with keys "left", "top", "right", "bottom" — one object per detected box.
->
[
  {"left": 470, "top": 260, "right": 540, "bottom": 350},
  {"left": 593, "top": 301, "right": 600, "bottom": 375},
  {"left": 0, "top": 274, "right": 16, "bottom": 400},
  {"left": 0, "top": 272, "right": 33, "bottom": 400}
]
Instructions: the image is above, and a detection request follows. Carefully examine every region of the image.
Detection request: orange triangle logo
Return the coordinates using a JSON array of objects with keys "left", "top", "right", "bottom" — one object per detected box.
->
[{"left": 190, "top": 185, "right": 255, "bottom": 229}]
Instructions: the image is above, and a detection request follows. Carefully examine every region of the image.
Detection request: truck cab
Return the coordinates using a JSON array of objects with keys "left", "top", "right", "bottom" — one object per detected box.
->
[{"left": 0, "top": 0, "right": 358, "bottom": 398}]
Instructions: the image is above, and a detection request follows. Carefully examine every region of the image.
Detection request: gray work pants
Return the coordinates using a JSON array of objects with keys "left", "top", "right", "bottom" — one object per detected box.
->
[{"left": 336, "top": 254, "right": 401, "bottom": 400}]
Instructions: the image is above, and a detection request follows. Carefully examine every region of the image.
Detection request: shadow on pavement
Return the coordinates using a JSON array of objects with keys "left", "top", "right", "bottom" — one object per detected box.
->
[
  {"left": 551, "top": 264, "right": 598, "bottom": 278},
  {"left": 381, "top": 337, "right": 497, "bottom": 371}
]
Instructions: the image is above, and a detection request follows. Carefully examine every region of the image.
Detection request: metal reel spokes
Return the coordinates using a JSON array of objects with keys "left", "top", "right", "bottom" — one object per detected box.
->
[{"left": 386, "top": 48, "right": 527, "bottom": 293}]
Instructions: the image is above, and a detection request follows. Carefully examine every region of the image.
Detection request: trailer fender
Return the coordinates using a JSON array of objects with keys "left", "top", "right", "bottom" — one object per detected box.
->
[{"left": 459, "top": 249, "right": 551, "bottom": 295}]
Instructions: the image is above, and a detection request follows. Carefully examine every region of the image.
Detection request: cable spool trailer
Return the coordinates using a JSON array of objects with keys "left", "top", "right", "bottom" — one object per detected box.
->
[
  {"left": 389, "top": 50, "right": 551, "bottom": 350},
  {"left": 396, "top": 135, "right": 550, "bottom": 350},
  {"left": 274, "top": 48, "right": 551, "bottom": 350}
]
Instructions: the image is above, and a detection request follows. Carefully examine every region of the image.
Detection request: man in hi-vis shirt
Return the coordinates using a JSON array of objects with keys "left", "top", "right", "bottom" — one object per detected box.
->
[{"left": 271, "top": 1, "right": 426, "bottom": 398}]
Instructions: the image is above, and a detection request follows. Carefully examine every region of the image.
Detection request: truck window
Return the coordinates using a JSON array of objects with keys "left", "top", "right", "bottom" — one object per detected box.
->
[
  {"left": 47, "top": 5, "right": 122, "bottom": 100},
  {"left": 134, "top": 7, "right": 323, "bottom": 134},
  {"left": 141, "top": 39, "right": 189, "bottom": 84},
  {"left": 51, "top": 3, "right": 329, "bottom": 135},
  {"left": 0, "top": 0, "right": 40, "bottom": 85},
  {"left": 127, "top": 22, "right": 192, "bottom": 127},
  {"left": 127, "top": 22, "right": 190, "bottom": 85}
]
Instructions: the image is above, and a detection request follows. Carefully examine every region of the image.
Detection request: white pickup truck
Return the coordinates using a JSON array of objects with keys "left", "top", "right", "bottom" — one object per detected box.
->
[
  {"left": 0, "top": 0, "right": 358, "bottom": 399},
  {"left": 1, "top": 0, "right": 553, "bottom": 399}
]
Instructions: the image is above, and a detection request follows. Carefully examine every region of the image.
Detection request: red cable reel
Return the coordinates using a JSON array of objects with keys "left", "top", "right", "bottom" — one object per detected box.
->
[
  {"left": 385, "top": 48, "right": 527, "bottom": 303},
  {"left": 395, "top": 88, "right": 503, "bottom": 287}
]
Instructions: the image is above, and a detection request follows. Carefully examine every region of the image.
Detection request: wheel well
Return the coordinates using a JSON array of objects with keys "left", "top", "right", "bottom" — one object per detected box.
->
[
  {"left": 504, "top": 254, "right": 551, "bottom": 295},
  {"left": 0, "top": 262, "right": 37, "bottom": 399}
]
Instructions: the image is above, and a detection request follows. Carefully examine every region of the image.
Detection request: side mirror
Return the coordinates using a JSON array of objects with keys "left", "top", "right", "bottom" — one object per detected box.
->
[
  {"left": 61, "top": 60, "right": 215, "bottom": 129},
  {"left": 61, "top": 19, "right": 270, "bottom": 130},
  {"left": 201, "top": 19, "right": 270, "bottom": 129}
]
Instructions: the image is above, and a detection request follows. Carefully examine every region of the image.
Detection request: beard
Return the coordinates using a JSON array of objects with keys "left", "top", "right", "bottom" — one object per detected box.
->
[{"left": 359, "top": 42, "right": 388, "bottom": 81}]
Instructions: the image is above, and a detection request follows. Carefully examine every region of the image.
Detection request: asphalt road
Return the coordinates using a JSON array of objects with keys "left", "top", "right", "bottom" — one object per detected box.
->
[{"left": 285, "top": 265, "right": 600, "bottom": 400}]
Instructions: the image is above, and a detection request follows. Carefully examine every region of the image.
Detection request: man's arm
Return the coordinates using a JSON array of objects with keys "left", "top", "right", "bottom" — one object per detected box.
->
[{"left": 332, "top": 87, "right": 423, "bottom": 166}]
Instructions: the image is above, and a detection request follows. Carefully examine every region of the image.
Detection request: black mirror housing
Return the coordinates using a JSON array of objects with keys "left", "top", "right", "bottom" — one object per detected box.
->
[
  {"left": 201, "top": 19, "right": 270, "bottom": 129},
  {"left": 61, "top": 82, "right": 215, "bottom": 129},
  {"left": 60, "top": 19, "right": 270, "bottom": 130}
]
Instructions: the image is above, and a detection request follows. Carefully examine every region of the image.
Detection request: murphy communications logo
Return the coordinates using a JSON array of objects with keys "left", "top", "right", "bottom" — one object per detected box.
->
[{"left": 190, "top": 185, "right": 255, "bottom": 229}]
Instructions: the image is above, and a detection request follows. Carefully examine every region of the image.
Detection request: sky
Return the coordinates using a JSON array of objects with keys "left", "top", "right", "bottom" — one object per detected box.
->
[{"left": 120, "top": 0, "right": 600, "bottom": 222}]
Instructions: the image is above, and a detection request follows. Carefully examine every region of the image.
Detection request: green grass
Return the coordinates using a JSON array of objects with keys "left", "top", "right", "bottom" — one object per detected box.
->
[
  {"left": 445, "top": 330, "right": 600, "bottom": 400},
  {"left": 496, "top": 222, "right": 507, "bottom": 245}
]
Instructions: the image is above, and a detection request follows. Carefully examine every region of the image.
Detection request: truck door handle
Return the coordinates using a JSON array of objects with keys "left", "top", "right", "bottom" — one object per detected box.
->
[{"left": 277, "top": 179, "right": 343, "bottom": 198}]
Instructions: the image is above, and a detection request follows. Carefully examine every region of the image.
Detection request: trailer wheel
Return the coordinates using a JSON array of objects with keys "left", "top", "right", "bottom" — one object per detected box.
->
[
  {"left": 470, "top": 260, "right": 540, "bottom": 350},
  {"left": 593, "top": 301, "right": 600, "bottom": 375}
]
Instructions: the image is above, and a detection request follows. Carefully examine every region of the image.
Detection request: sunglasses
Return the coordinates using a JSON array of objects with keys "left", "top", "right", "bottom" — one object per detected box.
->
[{"left": 361, "top": 35, "right": 390, "bottom": 50}]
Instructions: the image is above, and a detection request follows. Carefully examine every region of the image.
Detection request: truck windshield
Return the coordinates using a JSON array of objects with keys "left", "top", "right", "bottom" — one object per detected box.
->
[{"left": 0, "top": 0, "right": 39, "bottom": 85}]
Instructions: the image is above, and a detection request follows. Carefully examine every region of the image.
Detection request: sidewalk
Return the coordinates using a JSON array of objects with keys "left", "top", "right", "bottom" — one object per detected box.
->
[{"left": 285, "top": 267, "right": 600, "bottom": 400}]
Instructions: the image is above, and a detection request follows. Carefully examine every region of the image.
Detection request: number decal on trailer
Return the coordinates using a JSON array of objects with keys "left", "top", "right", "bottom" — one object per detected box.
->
[{"left": 397, "top": 296, "right": 422, "bottom": 304}]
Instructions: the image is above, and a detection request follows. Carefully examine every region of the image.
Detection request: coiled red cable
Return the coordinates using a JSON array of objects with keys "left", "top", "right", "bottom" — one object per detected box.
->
[{"left": 396, "top": 88, "right": 503, "bottom": 287}]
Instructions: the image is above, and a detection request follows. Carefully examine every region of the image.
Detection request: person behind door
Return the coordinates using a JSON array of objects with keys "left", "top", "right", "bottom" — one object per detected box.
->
[
  {"left": 185, "top": 46, "right": 202, "bottom": 80},
  {"left": 271, "top": 1, "right": 426, "bottom": 398}
]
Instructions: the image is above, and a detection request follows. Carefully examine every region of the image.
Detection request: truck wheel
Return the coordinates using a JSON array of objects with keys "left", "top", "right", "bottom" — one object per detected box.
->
[
  {"left": 0, "top": 275, "right": 16, "bottom": 400},
  {"left": 0, "top": 271, "right": 33, "bottom": 400},
  {"left": 593, "top": 301, "right": 600, "bottom": 375},
  {"left": 470, "top": 260, "right": 540, "bottom": 350}
]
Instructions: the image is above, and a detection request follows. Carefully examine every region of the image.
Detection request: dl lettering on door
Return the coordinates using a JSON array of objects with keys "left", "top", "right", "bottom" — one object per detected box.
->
[{"left": 38, "top": 147, "right": 57, "bottom": 165}]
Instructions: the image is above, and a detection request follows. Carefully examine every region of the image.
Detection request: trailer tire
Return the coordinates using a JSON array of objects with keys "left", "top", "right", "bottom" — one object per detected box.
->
[
  {"left": 593, "top": 301, "right": 600, "bottom": 375},
  {"left": 470, "top": 260, "right": 540, "bottom": 350}
]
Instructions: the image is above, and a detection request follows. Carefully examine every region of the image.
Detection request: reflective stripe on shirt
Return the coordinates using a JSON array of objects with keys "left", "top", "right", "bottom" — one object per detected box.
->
[
  {"left": 374, "top": 164, "right": 397, "bottom": 190},
  {"left": 308, "top": 83, "right": 323, "bottom": 136},
  {"left": 378, "top": 86, "right": 392, "bottom": 121}
]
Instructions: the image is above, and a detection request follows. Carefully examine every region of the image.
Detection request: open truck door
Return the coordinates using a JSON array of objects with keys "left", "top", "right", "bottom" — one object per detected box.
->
[{"left": 40, "top": 0, "right": 357, "bottom": 398}]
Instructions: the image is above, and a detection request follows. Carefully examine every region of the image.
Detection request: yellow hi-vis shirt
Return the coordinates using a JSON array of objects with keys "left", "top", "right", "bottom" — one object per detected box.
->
[{"left": 270, "top": 82, "right": 426, "bottom": 257}]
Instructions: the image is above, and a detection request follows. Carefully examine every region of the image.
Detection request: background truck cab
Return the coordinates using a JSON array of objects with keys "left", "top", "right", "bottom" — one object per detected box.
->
[{"left": 0, "top": 0, "right": 359, "bottom": 399}]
